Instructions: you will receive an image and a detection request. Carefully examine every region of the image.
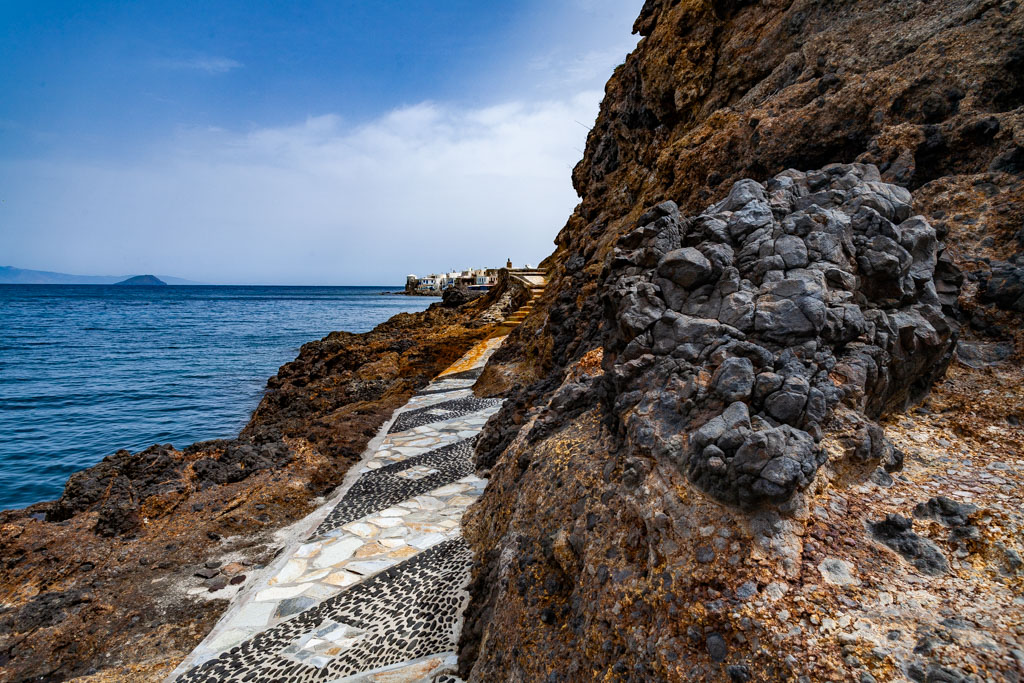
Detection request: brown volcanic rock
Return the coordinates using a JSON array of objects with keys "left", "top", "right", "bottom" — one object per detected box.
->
[
  {"left": 461, "top": 1, "right": 1023, "bottom": 681},
  {"left": 483, "top": 0, "right": 1023, "bottom": 394},
  {"left": 0, "top": 293, "right": 500, "bottom": 681},
  {"left": 602, "top": 164, "right": 960, "bottom": 509}
]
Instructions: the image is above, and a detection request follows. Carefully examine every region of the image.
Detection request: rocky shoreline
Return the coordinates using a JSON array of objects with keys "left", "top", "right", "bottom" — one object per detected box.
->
[
  {"left": 0, "top": 286, "right": 519, "bottom": 681},
  {"left": 2, "top": 0, "right": 1023, "bottom": 681}
]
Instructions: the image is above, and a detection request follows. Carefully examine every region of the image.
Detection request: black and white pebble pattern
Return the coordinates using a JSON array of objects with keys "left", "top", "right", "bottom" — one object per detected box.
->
[
  {"left": 177, "top": 539, "right": 473, "bottom": 682},
  {"left": 387, "top": 397, "right": 500, "bottom": 434},
  {"left": 414, "top": 384, "right": 473, "bottom": 396},
  {"left": 432, "top": 367, "right": 483, "bottom": 382},
  {"left": 314, "top": 438, "right": 478, "bottom": 536},
  {"left": 411, "top": 382, "right": 475, "bottom": 397}
]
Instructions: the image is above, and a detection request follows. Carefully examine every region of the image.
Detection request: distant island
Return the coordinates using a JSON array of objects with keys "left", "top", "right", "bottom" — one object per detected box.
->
[
  {"left": 114, "top": 274, "right": 167, "bottom": 286},
  {"left": 0, "top": 266, "right": 200, "bottom": 285}
]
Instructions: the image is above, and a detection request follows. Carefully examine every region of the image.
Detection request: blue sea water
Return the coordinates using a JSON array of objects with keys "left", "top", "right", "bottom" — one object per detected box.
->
[{"left": 0, "top": 285, "right": 432, "bottom": 510}]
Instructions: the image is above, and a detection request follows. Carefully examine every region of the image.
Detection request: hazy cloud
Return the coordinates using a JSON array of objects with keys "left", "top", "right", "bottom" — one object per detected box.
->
[
  {"left": 529, "top": 45, "right": 631, "bottom": 90},
  {"left": 0, "top": 92, "right": 603, "bottom": 285},
  {"left": 155, "top": 56, "right": 243, "bottom": 74}
]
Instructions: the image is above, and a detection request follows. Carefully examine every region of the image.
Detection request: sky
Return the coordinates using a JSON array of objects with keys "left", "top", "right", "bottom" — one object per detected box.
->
[{"left": 0, "top": 1, "right": 644, "bottom": 285}]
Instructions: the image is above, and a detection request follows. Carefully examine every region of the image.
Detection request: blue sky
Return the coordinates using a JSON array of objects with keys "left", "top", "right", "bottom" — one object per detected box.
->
[{"left": 0, "top": 1, "right": 643, "bottom": 284}]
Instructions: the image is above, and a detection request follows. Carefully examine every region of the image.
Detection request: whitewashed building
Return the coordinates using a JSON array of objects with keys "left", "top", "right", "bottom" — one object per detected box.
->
[{"left": 407, "top": 266, "right": 502, "bottom": 294}]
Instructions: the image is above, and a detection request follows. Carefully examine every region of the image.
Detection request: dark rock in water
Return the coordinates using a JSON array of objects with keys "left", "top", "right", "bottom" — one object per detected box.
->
[
  {"left": 869, "top": 514, "right": 949, "bottom": 576},
  {"left": 114, "top": 274, "right": 167, "bottom": 286},
  {"left": 602, "top": 165, "right": 959, "bottom": 508}
]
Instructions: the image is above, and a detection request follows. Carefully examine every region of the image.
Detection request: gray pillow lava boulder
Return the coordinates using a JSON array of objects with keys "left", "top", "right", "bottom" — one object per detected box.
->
[{"left": 602, "top": 163, "right": 961, "bottom": 508}]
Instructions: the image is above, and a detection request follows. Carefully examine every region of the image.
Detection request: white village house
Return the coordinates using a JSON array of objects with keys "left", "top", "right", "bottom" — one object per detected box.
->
[{"left": 405, "top": 262, "right": 527, "bottom": 295}]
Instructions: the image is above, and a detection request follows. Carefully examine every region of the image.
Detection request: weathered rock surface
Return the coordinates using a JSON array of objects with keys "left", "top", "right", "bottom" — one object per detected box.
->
[
  {"left": 442, "top": 283, "right": 486, "bottom": 308},
  {"left": 603, "top": 164, "right": 958, "bottom": 508},
  {"left": 460, "top": 0, "right": 1024, "bottom": 681},
  {"left": 869, "top": 513, "right": 950, "bottom": 576},
  {"left": 981, "top": 255, "right": 1024, "bottom": 311}
]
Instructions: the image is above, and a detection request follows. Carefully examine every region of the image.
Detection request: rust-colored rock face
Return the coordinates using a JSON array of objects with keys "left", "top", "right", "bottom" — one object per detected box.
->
[{"left": 462, "top": 1, "right": 1023, "bottom": 681}]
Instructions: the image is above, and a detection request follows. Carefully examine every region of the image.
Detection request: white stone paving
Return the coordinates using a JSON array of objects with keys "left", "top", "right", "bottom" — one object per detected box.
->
[{"left": 170, "top": 337, "right": 506, "bottom": 683}]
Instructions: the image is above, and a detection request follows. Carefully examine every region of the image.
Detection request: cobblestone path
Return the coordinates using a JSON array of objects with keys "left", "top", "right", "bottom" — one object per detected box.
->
[{"left": 170, "top": 336, "right": 506, "bottom": 683}]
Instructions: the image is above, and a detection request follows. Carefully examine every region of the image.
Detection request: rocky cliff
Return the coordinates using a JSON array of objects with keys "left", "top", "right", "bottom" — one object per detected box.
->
[{"left": 461, "top": 1, "right": 1023, "bottom": 681}]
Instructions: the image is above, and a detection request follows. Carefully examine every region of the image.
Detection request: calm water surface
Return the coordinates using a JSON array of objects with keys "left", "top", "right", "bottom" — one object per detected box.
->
[{"left": 0, "top": 285, "right": 431, "bottom": 509}]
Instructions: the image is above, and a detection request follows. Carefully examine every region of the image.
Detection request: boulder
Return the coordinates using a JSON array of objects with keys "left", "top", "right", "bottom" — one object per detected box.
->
[
  {"left": 657, "top": 248, "right": 713, "bottom": 288},
  {"left": 442, "top": 284, "right": 482, "bottom": 308},
  {"left": 869, "top": 514, "right": 949, "bottom": 576},
  {"left": 981, "top": 260, "right": 1024, "bottom": 312},
  {"left": 711, "top": 357, "right": 755, "bottom": 402},
  {"left": 603, "top": 165, "right": 959, "bottom": 507}
]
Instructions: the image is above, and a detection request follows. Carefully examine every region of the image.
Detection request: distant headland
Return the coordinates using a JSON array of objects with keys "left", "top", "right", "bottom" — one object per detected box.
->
[
  {"left": 114, "top": 274, "right": 167, "bottom": 286},
  {"left": 0, "top": 266, "right": 199, "bottom": 285}
]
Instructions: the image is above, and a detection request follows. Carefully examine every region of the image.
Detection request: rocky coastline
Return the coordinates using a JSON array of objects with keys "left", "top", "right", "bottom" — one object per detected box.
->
[
  {"left": 0, "top": 286, "right": 520, "bottom": 681},
  {"left": 1, "top": 0, "right": 1023, "bottom": 681}
]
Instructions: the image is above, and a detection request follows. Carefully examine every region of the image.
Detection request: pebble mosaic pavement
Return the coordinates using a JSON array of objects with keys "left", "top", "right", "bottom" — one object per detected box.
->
[{"left": 171, "top": 338, "right": 505, "bottom": 683}]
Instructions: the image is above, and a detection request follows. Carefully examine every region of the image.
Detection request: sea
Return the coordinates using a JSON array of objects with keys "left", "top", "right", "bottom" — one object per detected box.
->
[{"left": 0, "top": 285, "right": 432, "bottom": 510}]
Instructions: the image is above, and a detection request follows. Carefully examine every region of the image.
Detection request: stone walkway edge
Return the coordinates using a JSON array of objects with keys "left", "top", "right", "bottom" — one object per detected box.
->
[{"left": 169, "top": 336, "right": 506, "bottom": 683}]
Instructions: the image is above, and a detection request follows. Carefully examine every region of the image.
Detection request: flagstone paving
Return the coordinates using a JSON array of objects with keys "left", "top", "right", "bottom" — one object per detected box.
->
[{"left": 170, "top": 337, "right": 506, "bottom": 683}]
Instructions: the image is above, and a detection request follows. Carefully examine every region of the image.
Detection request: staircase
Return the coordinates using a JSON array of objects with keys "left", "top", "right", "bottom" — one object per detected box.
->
[{"left": 493, "top": 269, "right": 546, "bottom": 336}]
